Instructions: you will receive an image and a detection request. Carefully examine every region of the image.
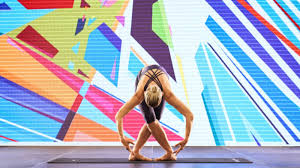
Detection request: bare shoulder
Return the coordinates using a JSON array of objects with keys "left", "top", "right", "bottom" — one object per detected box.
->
[
  {"left": 156, "top": 71, "right": 172, "bottom": 97},
  {"left": 136, "top": 67, "right": 171, "bottom": 97}
]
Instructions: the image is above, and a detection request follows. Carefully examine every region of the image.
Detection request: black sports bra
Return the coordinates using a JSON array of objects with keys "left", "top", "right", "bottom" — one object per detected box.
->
[{"left": 140, "top": 65, "right": 168, "bottom": 91}]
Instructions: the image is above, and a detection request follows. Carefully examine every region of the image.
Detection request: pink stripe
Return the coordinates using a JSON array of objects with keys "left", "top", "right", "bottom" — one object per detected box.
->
[
  {"left": 0, "top": 135, "right": 18, "bottom": 142},
  {"left": 7, "top": 38, "right": 23, "bottom": 51},
  {"left": 10, "top": 37, "right": 85, "bottom": 93},
  {"left": 85, "top": 85, "right": 183, "bottom": 140},
  {"left": 110, "top": 56, "right": 117, "bottom": 80}
]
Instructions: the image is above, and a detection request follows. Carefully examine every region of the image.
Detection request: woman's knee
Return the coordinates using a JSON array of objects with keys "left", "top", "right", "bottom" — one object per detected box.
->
[{"left": 147, "top": 119, "right": 159, "bottom": 129}]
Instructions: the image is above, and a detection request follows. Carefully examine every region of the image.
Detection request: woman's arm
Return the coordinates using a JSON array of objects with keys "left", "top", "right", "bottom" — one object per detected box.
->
[
  {"left": 115, "top": 93, "right": 143, "bottom": 139},
  {"left": 161, "top": 77, "right": 194, "bottom": 155},
  {"left": 164, "top": 91, "right": 194, "bottom": 141},
  {"left": 115, "top": 93, "right": 143, "bottom": 151},
  {"left": 115, "top": 81, "right": 144, "bottom": 151}
]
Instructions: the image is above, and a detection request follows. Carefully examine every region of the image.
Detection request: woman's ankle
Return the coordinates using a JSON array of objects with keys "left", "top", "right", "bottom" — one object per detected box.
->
[
  {"left": 133, "top": 149, "right": 140, "bottom": 155},
  {"left": 165, "top": 149, "right": 173, "bottom": 155}
]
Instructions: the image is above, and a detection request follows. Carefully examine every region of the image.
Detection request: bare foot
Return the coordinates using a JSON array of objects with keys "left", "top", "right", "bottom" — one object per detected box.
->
[
  {"left": 128, "top": 152, "right": 152, "bottom": 161},
  {"left": 154, "top": 152, "right": 177, "bottom": 161}
]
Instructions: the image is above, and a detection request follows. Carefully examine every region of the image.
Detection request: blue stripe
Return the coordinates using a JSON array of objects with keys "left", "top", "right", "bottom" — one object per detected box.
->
[
  {"left": 251, "top": 131, "right": 261, "bottom": 146},
  {"left": 256, "top": 0, "right": 300, "bottom": 48},
  {"left": 231, "top": 0, "right": 300, "bottom": 79},
  {"left": 0, "top": 76, "right": 69, "bottom": 122},
  {"left": 206, "top": 16, "right": 300, "bottom": 141},
  {"left": 208, "top": 43, "right": 289, "bottom": 144},
  {"left": 290, "top": 0, "right": 300, "bottom": 11},
  {"left": 276, "top": 0, "right": 300, "bottom": 26},
  {"left": 0, "top": 120, "right": 52, "bottom": 142},
  {"left": 205, "top": 44, "right": 282, "bottom": 143},
  {"left": 159, "top": 121, "right": 179, "bottom": 133},
  {"left": 206, "top": 0, "right": 300, "bottom": 100},
  {"left": 0, "top": 97, "right": 62, "bottom": 140},
  {"left": 195, "top": 43, "right": 231, "bottom": 145}
]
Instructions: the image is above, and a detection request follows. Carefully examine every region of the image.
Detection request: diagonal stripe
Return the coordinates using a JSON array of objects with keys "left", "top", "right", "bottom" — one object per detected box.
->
[
  {"left": 206, "top": 0, "right": 300, "bottom": 99},
  {"left": 236, "top": 0, "right": 300, "bottom": 55},
  {"left": 0, "top": 118, "right": 62, "bottom": 142},
  {"left": 206, "top": 16, "right": 300, "bottom": 142},
  {"left": 175, "top": 55, "right": 190, "bottom": 106},
  {"left": 208, "top": 43, "right": 290, "bottom": 144},
  {"left": 253, "top": 0, "right": 300, "bottom": 49},
  {"left": 274, "top": 0, "right": 300, "bottom": 31},
  {"left": 0, "top": 135, "right": 17, "bottom": 142}
]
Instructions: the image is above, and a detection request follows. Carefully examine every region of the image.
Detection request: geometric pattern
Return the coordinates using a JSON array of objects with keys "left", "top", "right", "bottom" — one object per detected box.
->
[{"left": 0, "top": 0, "right": 299, "bottom": 146}]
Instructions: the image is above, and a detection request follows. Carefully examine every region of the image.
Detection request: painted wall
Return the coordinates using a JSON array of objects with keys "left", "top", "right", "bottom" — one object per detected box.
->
[{"left": 0, "top": 0, "right": 299, "bottom": 146}]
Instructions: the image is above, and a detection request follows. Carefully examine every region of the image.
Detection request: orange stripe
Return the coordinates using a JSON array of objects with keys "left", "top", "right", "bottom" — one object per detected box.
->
[
  {"left": 64, "top": 113, "right": 121, "bottom": 142},
  {"left": 0, "top": 35, "right": 78, "bottom": 109},
  {"left": 112, "top": 0, "right": 129, "bottom": 31},
  {"left": 87, "top": 68, "right": 96, "bottom": 83},
  {"left": 130, "top": 47, "right": 147, "bottom": 65},
  {"left": 237, "top": 0, "right": 300, "bottom": 56}
]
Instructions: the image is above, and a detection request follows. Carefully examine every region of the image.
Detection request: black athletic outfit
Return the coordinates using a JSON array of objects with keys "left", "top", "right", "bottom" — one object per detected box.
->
[{"left": 135, "top": 64, "right": 169, "bottom": 124}]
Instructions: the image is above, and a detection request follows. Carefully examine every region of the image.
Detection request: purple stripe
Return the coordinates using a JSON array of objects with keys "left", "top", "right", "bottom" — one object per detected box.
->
[
  {"left": 98, "top": 23, "right": 122, "bottom": 52},
  {"left": 0, "top": 2, "right": 10, "bottom": 10},
  {"left": 208, "top": 43, "right": 289, "bottom": 144},
  {"left": 131, "top": 0, "right": 176, "bottom": 81},
  {"left": 56, "top": 111, "right": 76, "bottom": 140},
  {"left": 232, "top": 0, "right": 300, "bottom": 78},
  {"left": 250, "top": 131, "right": 261, "bottom": 146},
  {"left": 206, "top": 0, "right": 300, "bottom": 99},
  {"left": 0, "top": 76, "right": 70, "bottom": 122}
]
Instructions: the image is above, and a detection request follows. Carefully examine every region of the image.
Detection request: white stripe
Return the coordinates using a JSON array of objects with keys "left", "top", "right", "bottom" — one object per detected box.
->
[
  {"left": 223, "top": 0, "right": 300, "bottom": 105},
  {"left": 247, "top": 0, "right": 300, "bottom": 65},
  {"left": 281, "top": 0, "right": 300, "bottom": 20},
  {"left": 246, "top": 0, "right": 283, "bottom": 34},
  {"left": 0, "top": 118, "right": 62, "bottom": 142},
  {"left": 202, "top": 42, "right": 236, "bottom": 143},
  {"left": 266, "top": 0, "right": 300, "bottom": 40},
  {"left": 203, "top": 0, "right": 298, "bottom": 144},
  {"left": 264, "top": 0, "right": 300, "bottom": 65},
  {"left": 248, "top": 0, "right": 300, "bottom": 41},
  {"left": 204, "top": 24, "right": 299, "bottom": 144}
]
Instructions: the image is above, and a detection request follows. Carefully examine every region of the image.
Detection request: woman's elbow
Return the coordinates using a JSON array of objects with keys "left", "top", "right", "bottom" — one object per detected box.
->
[
  {"left": 115, "top": 114, "right": 122, "bottom": 122},
  {"left": 186, "top": 112, "right": 194, "bottom": 122}
]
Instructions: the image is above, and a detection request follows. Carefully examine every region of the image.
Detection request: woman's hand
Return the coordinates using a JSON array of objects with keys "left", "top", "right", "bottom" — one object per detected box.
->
[
  {"left": 121, "top": 137, "right": 135, "bottom": 152},
  {"left": 173, "top": 139, "right": 188, "bottom": 156}
]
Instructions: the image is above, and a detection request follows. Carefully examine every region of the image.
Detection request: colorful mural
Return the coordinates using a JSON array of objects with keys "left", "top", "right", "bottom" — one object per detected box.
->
[{"left": 0, "top": 0, "right": 299, "bottom": 146}]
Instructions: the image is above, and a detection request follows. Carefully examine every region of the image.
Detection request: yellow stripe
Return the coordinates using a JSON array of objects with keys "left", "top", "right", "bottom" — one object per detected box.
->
[{"left": 176, "top": 55, "right": 190, "bottom": 106}]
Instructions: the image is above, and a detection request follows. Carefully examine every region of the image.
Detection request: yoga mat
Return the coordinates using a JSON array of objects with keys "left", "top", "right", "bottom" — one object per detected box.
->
[{"left": 48, "top": 158, "right": 252, "bottom": 163}]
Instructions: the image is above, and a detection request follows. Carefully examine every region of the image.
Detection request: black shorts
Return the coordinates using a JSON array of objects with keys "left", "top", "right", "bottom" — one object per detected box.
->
[{"left": 135, "top": 65, "right": 168, "bottom": 124}]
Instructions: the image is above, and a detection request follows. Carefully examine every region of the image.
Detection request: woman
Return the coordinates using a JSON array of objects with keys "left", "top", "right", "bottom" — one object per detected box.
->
[{"left": 115, "top": 64, "right": 194, "bottom": 161}]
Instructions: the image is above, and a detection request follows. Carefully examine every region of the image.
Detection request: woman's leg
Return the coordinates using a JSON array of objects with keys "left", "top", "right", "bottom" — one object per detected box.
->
[
  {"left": 129, "top": 124, "right": 152, "bottom": 161},
  {"left": 149, "top": 98, "right": 176, "bottom": 161},
  {"left": 133, "top": 99, "right": 175, "bottom": 161},
  {"left": 132, "top": 123, "right": 151, "bottom": 154},
  {"left": 129, "top": 100, "right": 154, "bottom": 161}
]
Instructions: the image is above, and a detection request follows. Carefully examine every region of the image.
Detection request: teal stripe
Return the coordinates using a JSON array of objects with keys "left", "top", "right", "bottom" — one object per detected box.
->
[
  {"left": 205, "top": 44, "right": 281, "bottom": 142},
  {"left": 0, "top": 97, "right": 62, "bottom": 140},
  {"left": 0, "top": 120, "right": 51, "bottom": 142},
  {"left": 256, "top": 0, "right": 300, "bottom": 48},
  {"left": 290, "top": 0, "right": 300, "bottom": 11},
  {"left": 276, "top": 0, "right": 300, "bottom": 26},
  {"left": 195, "top": 43, "right": 232, "bottom": 145}
]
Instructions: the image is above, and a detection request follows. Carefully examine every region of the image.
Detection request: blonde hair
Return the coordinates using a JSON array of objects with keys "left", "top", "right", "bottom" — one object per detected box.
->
[{"left": 144, "top": 84, "right": 162, "bottom": 108}]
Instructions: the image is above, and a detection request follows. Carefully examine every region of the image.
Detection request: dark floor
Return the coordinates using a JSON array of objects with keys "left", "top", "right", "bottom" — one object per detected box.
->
[{"left": 0, "top": 146, "right": 299, "bottom": 168}]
